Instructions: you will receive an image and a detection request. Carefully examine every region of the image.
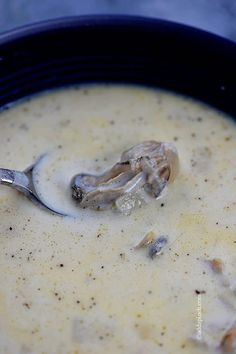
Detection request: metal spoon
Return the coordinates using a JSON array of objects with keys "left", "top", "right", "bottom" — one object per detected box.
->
[{"left": 0, "top": 155, "right": 65, "bottom": 216}]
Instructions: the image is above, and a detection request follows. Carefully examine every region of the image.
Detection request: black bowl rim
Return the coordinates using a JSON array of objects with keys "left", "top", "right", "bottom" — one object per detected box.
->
[
  {"left": 0, "top": 14, "right": 236, "bottom": 48},
  {"left": 0, "top": 15, "right": 236, "bottom": 118}
]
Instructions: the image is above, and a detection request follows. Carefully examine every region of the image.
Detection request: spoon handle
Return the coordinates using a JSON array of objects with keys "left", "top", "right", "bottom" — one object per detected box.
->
[
  {"left": 0, "top": 168, "right": 15, "bottom": 186},
  {"left": 0, "top": 164, "right": 65, "bottom": 216},
  {"left": 0, "top": 168, "right": 29, "bottom": 192}
]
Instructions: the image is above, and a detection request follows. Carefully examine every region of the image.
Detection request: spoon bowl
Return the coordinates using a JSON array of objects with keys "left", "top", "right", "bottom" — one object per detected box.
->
[{"left": 0, "top": 155, "right": 66, "bottom": 216}]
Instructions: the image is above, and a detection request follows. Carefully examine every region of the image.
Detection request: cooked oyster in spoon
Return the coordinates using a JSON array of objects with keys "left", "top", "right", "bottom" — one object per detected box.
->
[{"left": 71, "top": 141, "right": 179, "bottom": 212}]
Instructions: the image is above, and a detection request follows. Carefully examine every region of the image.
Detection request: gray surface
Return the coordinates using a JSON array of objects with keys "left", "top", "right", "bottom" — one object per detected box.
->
[{"left": 0, "top": 0, "right": 236, "bottom": 40}]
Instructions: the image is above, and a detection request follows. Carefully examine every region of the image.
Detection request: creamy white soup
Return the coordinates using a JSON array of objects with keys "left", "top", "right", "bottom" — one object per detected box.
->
[{"left": 0, "top": 85, "right": 236, "bottom": 354}]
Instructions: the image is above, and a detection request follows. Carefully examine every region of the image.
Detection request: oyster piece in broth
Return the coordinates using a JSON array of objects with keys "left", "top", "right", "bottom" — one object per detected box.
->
[{"left": 71, "top": 141, "right": 179, "bottom": 211}]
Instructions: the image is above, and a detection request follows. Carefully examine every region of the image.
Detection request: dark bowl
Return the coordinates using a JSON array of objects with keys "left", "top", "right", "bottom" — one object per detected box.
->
[{"left": 0, "top": 15, "right": 236, "bottom": 118}]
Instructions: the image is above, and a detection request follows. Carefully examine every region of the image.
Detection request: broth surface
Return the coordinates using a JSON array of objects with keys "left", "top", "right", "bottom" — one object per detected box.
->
[{"left": 0, "top": 85, "right": 236, "bottom": 354}]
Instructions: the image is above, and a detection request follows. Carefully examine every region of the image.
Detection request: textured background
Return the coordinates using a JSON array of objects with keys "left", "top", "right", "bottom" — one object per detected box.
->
[{"left": 0, "top": 0, "right": 236, "bottom": 40}]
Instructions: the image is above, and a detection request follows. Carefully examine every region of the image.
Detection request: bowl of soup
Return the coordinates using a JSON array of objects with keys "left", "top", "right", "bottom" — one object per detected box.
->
[{"left": 0, "top": 16, "right": 236, "bottom": 354}]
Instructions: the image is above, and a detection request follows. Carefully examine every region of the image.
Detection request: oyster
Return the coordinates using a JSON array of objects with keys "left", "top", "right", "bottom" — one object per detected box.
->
[
  {"left": 148, "top": 235, "right": 168, "bottom": 259},
  {"left": 71, "top": 141, "right": 179, "bottom": 211}
]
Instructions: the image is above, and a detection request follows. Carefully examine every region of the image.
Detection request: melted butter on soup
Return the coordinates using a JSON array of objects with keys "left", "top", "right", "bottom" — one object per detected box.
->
[{"left": 0, "top": 85, "right": 236, "bottom": 354}]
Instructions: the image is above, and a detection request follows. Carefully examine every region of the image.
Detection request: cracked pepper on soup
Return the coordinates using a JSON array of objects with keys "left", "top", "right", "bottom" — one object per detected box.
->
[{"left": 0, "top": 84, "right": 236, "bottom": 354}]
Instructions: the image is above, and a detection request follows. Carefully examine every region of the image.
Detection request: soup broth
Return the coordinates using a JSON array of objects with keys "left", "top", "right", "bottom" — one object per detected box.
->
[{"left": 0, "top": 85, "right": 236, "bottom": 354}]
